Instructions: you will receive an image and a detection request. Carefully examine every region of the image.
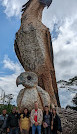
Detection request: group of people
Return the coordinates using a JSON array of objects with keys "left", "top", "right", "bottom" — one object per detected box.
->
[{"left": 0, "top": 102, "right": 62, "bottom": 134}]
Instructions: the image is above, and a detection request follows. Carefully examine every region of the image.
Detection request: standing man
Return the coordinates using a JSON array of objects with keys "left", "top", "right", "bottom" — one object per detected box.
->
[
  {"left": 31, "top": 101, "right": 43, "bottom": 134},
  {"left": 7, "top": 107, "right": 20, "bottom": 134},
  {"left": 0, "top": 109, "right": 8, "bottom": 134}
]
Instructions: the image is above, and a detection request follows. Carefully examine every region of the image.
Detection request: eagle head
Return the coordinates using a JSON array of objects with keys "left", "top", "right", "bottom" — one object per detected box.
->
[
  {"left": 16, "top": 71, "right": 38, "bottom": 88},
  {"left": 39, "top": 0, "right": 53, "bottom": 8}
]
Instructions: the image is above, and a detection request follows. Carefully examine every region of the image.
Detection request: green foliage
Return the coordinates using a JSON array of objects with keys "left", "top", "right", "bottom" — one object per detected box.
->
[
  {"left": 66, "top": 105, "right": 77, "bottom": 111},
  {"left": 0, "top": 104, "right": 17, "bottom": 114},
  {"left": 72, "top": 93, "right": 77, "bottom": 106},
  {"left": 69, "top": 76, "right": 77, "bottom": 83}
]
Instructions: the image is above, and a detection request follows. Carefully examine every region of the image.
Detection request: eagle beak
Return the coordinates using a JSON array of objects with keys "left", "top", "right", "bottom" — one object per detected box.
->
[
  {"left": 16, "top": 74, "right": 24, "bottom": 87},
  {"left": 16, "top": 79, "right": 19, "bottom": 87},
  {"left": 16, "top": 76, "right": 21, "bottom": 87}
]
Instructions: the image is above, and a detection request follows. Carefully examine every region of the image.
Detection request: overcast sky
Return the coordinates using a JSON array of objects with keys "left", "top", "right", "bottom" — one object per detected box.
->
[{"left": 0, "top": 0, "right": 77, "bottom": 107}]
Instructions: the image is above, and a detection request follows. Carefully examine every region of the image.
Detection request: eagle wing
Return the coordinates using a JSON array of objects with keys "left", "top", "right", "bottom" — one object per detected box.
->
[{"left": 14, "top": 35, "right": 24, "bottom": 68}]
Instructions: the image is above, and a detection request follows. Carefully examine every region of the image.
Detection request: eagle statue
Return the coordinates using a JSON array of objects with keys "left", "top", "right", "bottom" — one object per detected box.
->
[
  {"left": 14, "top": 0, "right": 60, "bottom": 106},
  {"left": 16, "top": 71, "right": 50, "bottom": 112}
]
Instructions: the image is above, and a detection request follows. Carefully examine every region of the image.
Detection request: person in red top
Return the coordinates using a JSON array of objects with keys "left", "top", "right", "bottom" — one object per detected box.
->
[
  {"left": 34, "top": 109, "right": 38, "bottom": 122},
  {"left": 31, "top": 101, "right": 43, "bottom": 134}
]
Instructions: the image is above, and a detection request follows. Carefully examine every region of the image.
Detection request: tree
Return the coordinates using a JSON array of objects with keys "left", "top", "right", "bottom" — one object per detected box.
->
[
  {"left": 0, "top": 88, "right": 14, "bottom": 105},
  {"left": 5, "top": 94, "right": 14, "bottom": 104},
  {"left": 0, "top": 104, "right": 17, "bottom": 114},
  {"left": 72, "top": 93, "right": 77, "bottom": 106},
  {"left": 0, "top": 88, "right": 6, "bottom": 104}
]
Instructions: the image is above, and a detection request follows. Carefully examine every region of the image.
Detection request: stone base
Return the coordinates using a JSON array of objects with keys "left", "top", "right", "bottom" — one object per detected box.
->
[{"left": 57, "top": 107, "right": 77, "bottom": 134}]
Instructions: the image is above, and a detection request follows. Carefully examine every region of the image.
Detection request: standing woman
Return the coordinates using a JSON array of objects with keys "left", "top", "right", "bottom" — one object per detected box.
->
[
  {"left": 51, "top": 107, "right": 62, "bottom": 134},
  {"left": 43, "top": 106, "right": 52, "bottom": 134},
  {"left": 19, "top": 108, "right": 30, "bottom": 134}
]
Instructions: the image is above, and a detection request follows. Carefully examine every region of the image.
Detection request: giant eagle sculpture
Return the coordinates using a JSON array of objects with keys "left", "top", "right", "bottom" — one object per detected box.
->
[{"left": 14, "top": 0, "right": 60, "bottom": 106}]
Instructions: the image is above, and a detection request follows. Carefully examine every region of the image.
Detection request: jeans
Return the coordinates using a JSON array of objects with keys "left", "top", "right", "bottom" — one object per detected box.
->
[
  {"left": 9, "top": 127, "right": 19, "bottom": 134},
  {"left": 32, "top": 124, "right": 41, "bottom": 134},
  {"left": 43, "top": 126, "right": 51, "bottom": 134}
]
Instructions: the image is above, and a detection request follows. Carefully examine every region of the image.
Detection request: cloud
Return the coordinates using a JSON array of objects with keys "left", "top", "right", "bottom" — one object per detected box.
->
[
  {"left": 0, "top": 56, "right": 24, "bottom": 105},
  {"left": 42, "top": 0, "right": 77, "bottom": 29},
  {"left": 0, "top": 0, "right": 28, "bottom": 17},
  {"left": 42, "top": 0, "right": 77, "bottom": 81},
  {"left": 53, "top": 17, "right": 77, "bottom": 81},
  {"left": 3, "top": 55, "right": 23, "bottom": 74}
]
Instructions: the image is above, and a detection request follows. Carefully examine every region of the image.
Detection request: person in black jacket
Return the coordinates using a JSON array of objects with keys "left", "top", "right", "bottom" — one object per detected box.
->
[
  {"left": 7, "top": 107, "right": 20, "bottom": 134},
  {"left": 51, "top": 108, "right": 62, "bottom": 134},
  {"left": 0, "top": 109, "right": 8, "bottom": 134},
  {"left": 43, "top": 105, "right": 52, "bottom": 134}
]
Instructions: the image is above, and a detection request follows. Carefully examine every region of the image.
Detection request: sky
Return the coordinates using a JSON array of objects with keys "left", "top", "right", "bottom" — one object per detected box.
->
[{"left": 0, "top": 0, "right": 77, "bottom": 107}]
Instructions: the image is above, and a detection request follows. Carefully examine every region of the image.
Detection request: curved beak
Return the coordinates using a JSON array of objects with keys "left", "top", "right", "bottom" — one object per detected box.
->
[
  {"left": 16, "top": 76, "right": 22, "bottom": 87},
  {"left": 16, "top": 79, "right": 19, "bottom": 87}
]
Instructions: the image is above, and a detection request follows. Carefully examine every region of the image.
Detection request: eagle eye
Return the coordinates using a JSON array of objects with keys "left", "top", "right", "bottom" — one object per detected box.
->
[{"left": 27, "top": 76, "right": 32, "bottom": 80}]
